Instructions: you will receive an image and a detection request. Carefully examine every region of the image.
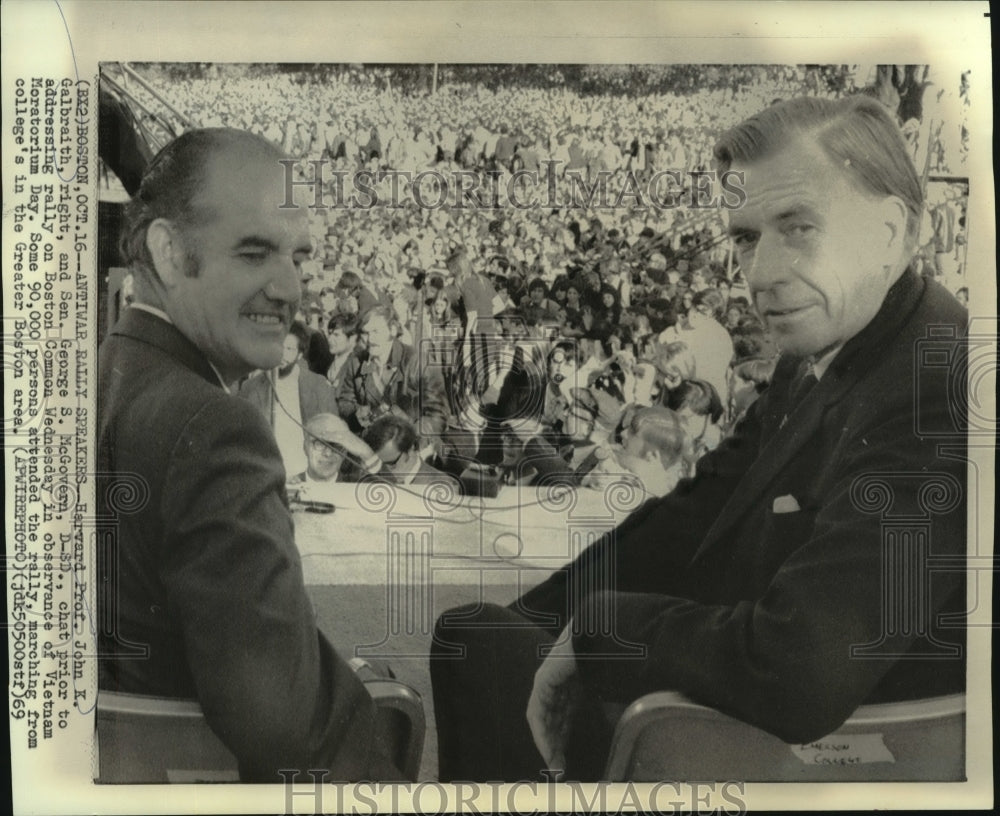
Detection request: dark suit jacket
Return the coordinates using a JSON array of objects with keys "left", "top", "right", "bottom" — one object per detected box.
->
[
  {"left": 97, "top": 308, "right": 401, "bottom": 781},
  {"left": 408, "top": 458, "right": 460, "bottom": 487},
  {"left": 517, "top": 270, "right": 968, "bottom": 743},
  {"left": 238, "top": 364, "right": 340, "bottom": 427}
]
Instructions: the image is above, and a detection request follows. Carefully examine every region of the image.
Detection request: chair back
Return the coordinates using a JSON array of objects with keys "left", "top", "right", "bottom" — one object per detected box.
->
[
  {"left": 96, "top": 680, "right": 425, "bottom": 783},
  {"left": 604, "top": 692, "right": 965, "bottom": 782}
]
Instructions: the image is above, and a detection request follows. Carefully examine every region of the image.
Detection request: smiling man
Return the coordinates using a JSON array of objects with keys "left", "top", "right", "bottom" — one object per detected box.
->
[
  {"left": 431, "top": 96, "right": 968, "bottom": 781},
  {"left": 97, "top": 129, "right": 402, "bottom": 782}
]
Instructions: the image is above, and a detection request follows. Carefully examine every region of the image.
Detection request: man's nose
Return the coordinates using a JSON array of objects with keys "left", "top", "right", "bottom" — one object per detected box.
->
[
  {"left": 264, "top": 256, "right": 303, "bottom": 303},
  {"left": 744, "top": 233, "right": 790, "bottom": 293}
]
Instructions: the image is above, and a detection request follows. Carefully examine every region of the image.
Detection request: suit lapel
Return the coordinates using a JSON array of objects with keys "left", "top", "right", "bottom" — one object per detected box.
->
[
  {"left": 692, "top": 269, "right": 924, "bottom": 560},
  {"left": 693, "top": 372, "right": 835, "bottom": 558},
  {"left": 112, "top": 308, "right": 222, "bottom": 388}
]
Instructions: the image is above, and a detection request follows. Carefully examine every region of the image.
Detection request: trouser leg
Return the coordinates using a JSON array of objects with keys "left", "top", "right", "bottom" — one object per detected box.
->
[{"left": 431, "top": 602, "right": 551, "bottom": 781}]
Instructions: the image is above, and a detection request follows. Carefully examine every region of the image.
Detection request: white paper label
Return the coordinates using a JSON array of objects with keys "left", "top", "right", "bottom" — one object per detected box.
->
[{"left": 791, "top": 733, "right": 896, "bottom": 766}]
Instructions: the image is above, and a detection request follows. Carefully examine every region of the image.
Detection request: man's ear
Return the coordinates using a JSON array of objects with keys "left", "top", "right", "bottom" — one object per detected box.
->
[
  {"left": 145, "top": 218, "right": 187, "bottom": 287},
  {"left": 877, "top": 195, "right": 910, "bottom": 267}
]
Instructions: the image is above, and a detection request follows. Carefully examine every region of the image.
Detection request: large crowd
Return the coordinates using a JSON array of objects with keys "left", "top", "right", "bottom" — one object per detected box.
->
[{"left": 119, "top": 64, "right": 970, "bottom": 499}]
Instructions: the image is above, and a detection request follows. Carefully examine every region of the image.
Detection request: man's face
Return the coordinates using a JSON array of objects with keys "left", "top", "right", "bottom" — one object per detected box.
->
[
  {"left": 305, "top": 437, "right": 345, "bottom": 481},
  {"left": 688, "top": 301, "right": 713, "bottom": 326},
  {"left": 327, "top": 327, "right": 352, "bottom": 355},
  {"left": 337, "top": 292, "right": 359, "bottom": 315},
  {"left": 164, "top": 146, "right": 311, "bottom": 384},
  {"left": 363, "top": 315, "right": 393, "bottom": 357},
  {"left": 676, "top": 405, "right": 708, "bottom": 444},
  {"left": 632, "top": 363, "right": 659, "bottom": 406},
  {"left": 279, "top": 334, "right": 302, "bottom": 371},
  {"left": 548, "top": 348, "right": 577, "bottom": 385},
  {"left": 728, "top": 136, "right": 903, "bottom": 358},
  {"left": 376, "top": 439, "right": 414, "bottom": 478}
]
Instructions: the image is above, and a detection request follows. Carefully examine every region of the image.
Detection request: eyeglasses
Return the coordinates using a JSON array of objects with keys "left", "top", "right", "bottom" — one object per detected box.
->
[{"left": 310, "top": 438, "right": 345, "bottom": 456}]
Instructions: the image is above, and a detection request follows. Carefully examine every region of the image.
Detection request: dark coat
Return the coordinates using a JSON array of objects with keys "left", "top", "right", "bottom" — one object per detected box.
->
[
  {"left": 518, "top": 271, "right": 968, "bottom": 743},
  {"left": 97, "top": 308, "right": 401, "bottom": 781}
]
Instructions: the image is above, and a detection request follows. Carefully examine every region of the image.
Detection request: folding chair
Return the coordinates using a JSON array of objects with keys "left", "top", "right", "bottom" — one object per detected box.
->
[
  {"left": 96, "top": 679, "right": 425, "bottom": 783},
  {"left": 604, "top": 691, "right": 965, "bottom": 782}
]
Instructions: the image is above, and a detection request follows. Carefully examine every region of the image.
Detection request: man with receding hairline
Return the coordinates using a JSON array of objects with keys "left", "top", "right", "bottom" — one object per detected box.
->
[
  {"left": 98, "top": 128, "right": 403, "bottom": 782},
  {"left": 431, "top": 96, "right": 967, "bottom": 781}
]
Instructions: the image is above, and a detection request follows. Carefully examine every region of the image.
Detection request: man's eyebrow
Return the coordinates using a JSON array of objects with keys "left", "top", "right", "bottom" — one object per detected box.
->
[
  {"left": 232, "top": 236, "right": 314, "bottom": 255},
  {"left": 773, "top": 201, "right": 823, "bottom": 223},
  {"left": 726, "top": 222, "right": 756, "bottom": 238},
  {"left": 233, "top": 236, "right": 279, "bottom": 252}
]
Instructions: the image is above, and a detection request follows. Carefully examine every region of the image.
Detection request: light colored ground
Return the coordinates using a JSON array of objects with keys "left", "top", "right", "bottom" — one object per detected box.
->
[{"left": 296, "top": 482, "right": 637, "bottom": 780}]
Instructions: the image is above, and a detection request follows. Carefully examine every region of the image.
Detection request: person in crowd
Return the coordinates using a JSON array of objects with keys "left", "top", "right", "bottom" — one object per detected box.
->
[
  {"left": 333, "top": 269, "right": 379, "bottom": 320},
  {"left": 666, "top": 377, "right": 725, "bottom": 474},
  {"left": 431, "top": 95, "right": 967, "bottom": 782},
  {"left": 508, "top": 387, "right": 603, "bottom": 487},
  {"left": 581, "top": 404, "right": 686, "bottom": 498},
  {"left": 363, "top": 413, "right": 458, "bottom": 489},
  {"left": 449, "top": 248, "right": 498, "bottom": 396},
  {"left": 239, "top": 321, "right": 341, "bottom": 476},
  {"left": 658, "top": 288, "right": 734, "bottom": 404},
  {"left": 97, "top": 128, "right": 403, "bottom": 782},
  {"left": 520, "top": 277, "right": 560, "bottom": 322},
  {"left": 324, "top": 312, "right": 361, "bottom": 392},
  {"left": 337, "top": 305, "right": 447, "bottom": 433},
  {"left": 287, "top": 412, "right": 387, "bottom": 502}
]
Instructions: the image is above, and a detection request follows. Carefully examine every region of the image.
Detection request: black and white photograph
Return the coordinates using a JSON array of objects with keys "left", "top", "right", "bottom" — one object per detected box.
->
[{"left": 3, "top": 2, "right": 994, "bottom": 814}]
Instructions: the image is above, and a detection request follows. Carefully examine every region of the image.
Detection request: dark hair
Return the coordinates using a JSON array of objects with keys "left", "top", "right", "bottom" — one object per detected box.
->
[
  {"left": 287, "top": 321, "right": 310, "bottom": 355},
  {"left": 628, "top": 406, "right": 684, "bottom": 467},
  {"left": 121, "top": 128, "right": 284, "bottom": 280},
  {"left": 714, "top": 95, "right": 923, "bottom": 245},
  {"left": 326, "top": 312, "right": 359, "bottom": 337},
  {"left": 363, "top": 414, "right": 418, "bottom": 456},
  {"left": 730, "top": 319, "right": 771, "bottom": 361},
  {"left": 336, "top": 270, "right": 362, "bottom": 294},
  {"left": 667, "top": 378, "right": 724, "bottom": 424},
  {"left": 691, "top": 288, "right": 726, "bottom": 320},
  {"left": 527, "top": 277, "right": 549, "bottom": 296},
  {"left": 645, "top": 297, "right": 677, "bottom": 334}
]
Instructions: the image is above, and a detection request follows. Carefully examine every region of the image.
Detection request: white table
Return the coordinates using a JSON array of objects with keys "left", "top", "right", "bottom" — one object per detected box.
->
[{"left": 293, "top": 479, "right": 652, "bottom": 587}]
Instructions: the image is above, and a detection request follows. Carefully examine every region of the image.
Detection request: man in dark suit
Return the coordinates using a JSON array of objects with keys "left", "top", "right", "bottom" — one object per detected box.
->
[
  {"left": 430, "top": 96, "right": 968, "bottom": 781},
  {"left": 97, "top": 128, "right": 402, "bottom": 782},
  {"left": 363, "top": 413, "right": 459, "bottom": 491}
]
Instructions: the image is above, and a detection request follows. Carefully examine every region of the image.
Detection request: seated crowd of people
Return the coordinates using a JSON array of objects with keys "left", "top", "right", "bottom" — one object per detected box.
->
[
  {"left": 117, "top": 63, "right": 966, "bottom": 503},
  {"left": 235, "top": 233, "right": 775, "bottom": 504},
  {"left": 98, "top": 57, "right": 973, "bottom": 786}
]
